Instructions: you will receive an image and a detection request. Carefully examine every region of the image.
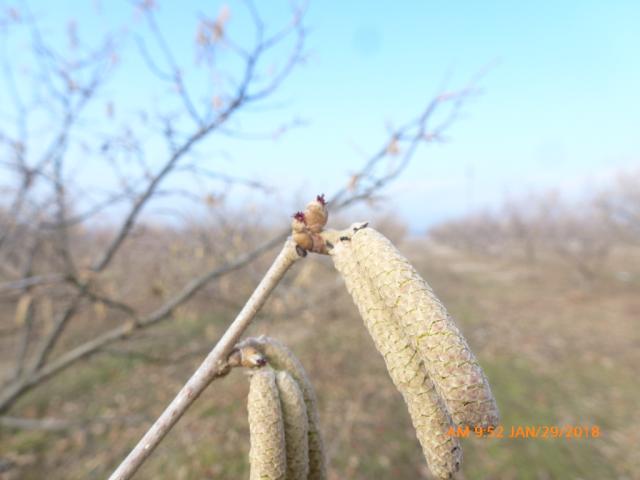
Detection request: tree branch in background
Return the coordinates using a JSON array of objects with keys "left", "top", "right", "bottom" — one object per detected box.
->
[
  {"left": 0, "top": 0, "right": 307, "bottom": 412},
  {"left": 0, "top": 414, "right": 147, "bottom": 432},
  {"left": 108, "top": 240, "right": 299, "bottom": 480},
  {"left": 0, "top": 1, "right": 479, "bottom": 430}
]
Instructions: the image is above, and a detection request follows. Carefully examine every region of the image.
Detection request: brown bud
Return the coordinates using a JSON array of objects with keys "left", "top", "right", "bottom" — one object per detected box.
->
[
  {"left": 291, "top": 211, "right": 313, "bottom": 251},
  {"left": 303, "top": 195, "right": 328, "bottom": 234},
  {"left": 239, "top": 345, "right": 267, "bottom": 368},
  {"left": 227, "top": 344, "right": 267, "bottom": 371},
  {"left": 291, "top": 212, "right": 307, "bottom": 233},
  {"left": 292, "top": 231, "right": 313, "bottom": 251}
]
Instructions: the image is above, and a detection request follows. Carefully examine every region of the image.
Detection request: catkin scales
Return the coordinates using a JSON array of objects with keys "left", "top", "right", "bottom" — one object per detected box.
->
[
  {"left": 349, "top": 227, "right": 499, "bottom": 429},
  {"left": 330, "top": 239, "right": 462, "bottom": 479}
]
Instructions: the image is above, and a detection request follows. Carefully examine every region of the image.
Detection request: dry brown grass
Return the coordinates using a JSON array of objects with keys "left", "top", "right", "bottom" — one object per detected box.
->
[{"left": 1, "top": 213, "right": 638, "bottom": 479}]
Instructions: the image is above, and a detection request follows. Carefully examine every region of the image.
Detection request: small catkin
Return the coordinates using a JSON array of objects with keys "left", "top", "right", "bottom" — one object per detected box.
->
[
  {"left": 276, "top": 371, "right": 310, "bottom": 480},
  {"left": 248, "top": 368, "right": 287, "bottom": 480},
  {"left": 330, "top": 239, "right": 462, "bottom": 479},
  {"left": 255, "top": 337, "right": 327, "bottom": 480},
  {"left": 350, "top": 226, "right": 499, "bottom": 428}
]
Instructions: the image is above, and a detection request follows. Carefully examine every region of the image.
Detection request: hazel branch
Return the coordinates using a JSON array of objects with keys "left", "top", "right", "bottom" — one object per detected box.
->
[{"left": 108, "top": 238, "right": 300, "bottom": 480}]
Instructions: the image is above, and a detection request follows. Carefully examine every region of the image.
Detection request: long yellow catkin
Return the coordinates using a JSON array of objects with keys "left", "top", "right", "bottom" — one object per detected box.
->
[
  {"left": 248, "top": 368, "right": 287, "bottom": 480},
  {"left": 276, "top": 371, "right": 310, "bottom": 480},
  {"left": 330, "top": 239, "right": 462, "bottom": 479},
  {"left": 350, "top": 226, "right": 499, "bottom": 428},
  {"left": 255, "top": 337, "right": 327, "bottom": 480}
]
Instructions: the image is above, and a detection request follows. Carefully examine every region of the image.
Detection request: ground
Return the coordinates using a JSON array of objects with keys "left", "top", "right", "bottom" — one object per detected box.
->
[{"left": 1, "top": 239, "right": 638, "bottom": 479}]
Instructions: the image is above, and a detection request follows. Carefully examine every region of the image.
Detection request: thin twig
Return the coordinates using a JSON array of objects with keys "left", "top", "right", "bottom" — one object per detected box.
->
[
  {"left": 0, "top": 273, "right": 65, "bottom": 294},
  {"left": 0, "top": 233, "right": 285, "bottom": 412},
  {"left": 0, "top": 414, "right": 147, "bottom": 432},
  {"left": 108, "top": 238, "right": 300, "bottom": 480}
]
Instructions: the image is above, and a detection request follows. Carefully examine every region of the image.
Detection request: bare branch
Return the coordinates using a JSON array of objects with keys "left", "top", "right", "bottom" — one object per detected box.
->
[
  {"left": 0, "top": 274, "right": 65, "bottom": 295},
  {"left": 141, "top": 9, "right": 203, "bottom": 127},
  {"left": 10, "top": 238, "right": 41, "bottom": 381},
  {"left": 331, "top": 81, "right": 481, "bottom": 210},
  {"left": 31, "top": 293, "right": 83, "bottom": 370},
  {"left": 0, "top": 414, "right": 147, "bottom": 432},
  {"left": 0, "top": 232, "right": 285, "bottom": 412},
  {"left": 109, "top": 238, "right": 300, "bottom": 480},
  {"left": 91, "top": 11, "right": 303, "bottom": 274}
]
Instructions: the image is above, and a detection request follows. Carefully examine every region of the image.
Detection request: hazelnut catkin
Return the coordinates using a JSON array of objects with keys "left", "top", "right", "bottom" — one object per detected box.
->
[
  {"left": 330, "top": 238, "right": 462, "bottom": 479},
  {"left": 254, "top": 337, "right": 327, "bottom": 480},
  {"left": 276, "top": 371, "right": 310, "bottom": 480},
  {"left": 350, "top": 226, "right": 499, "bottom": 428},
  {"left": 248, "top": 368, "right": 287, "bottom": 480}
]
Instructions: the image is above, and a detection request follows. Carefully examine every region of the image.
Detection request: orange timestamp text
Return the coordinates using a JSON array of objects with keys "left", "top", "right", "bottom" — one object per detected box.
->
[{"left": 447, "top": 425, "right": 601, "bottom": 439}]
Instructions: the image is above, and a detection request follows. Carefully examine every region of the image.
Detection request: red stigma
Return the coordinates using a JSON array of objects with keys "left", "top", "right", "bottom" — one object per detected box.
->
[
  {"left": 316, "top": 194, "right": 326, "bottom": 205},
  {"left": 293, "top": 211, "right": 306, "bottom": 223}
]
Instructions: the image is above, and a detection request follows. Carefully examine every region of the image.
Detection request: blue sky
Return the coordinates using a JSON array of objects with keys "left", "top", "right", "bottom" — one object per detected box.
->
[{"left": 2, "top": 0, "right": 639, "bottom": 231}]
